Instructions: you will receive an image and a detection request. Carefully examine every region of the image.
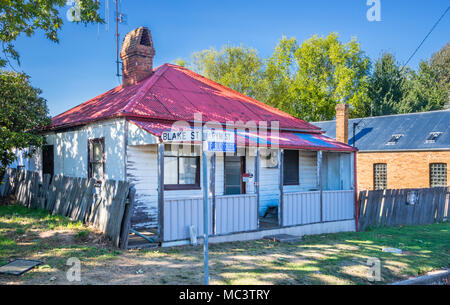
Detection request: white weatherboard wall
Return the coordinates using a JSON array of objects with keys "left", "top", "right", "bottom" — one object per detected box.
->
[
  {"left": 44, "top": 118, "right": 126, "bottom": 181},
  {"left": 10, "top": 118, "right": 127, "bottom": 181},
  {"left": 9, "top": 147, "right": 42, "bottom": 175}
]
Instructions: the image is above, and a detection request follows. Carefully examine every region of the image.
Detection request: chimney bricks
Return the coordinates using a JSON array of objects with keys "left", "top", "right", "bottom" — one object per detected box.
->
[
  {"left": 120, "top": 27, "right": 155, "bottom": 86},
  {"left": 335, "top": 103, "right": 349, "bottom": 144}
]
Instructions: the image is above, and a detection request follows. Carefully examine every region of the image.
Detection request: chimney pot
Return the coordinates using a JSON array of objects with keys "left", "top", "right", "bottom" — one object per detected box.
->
[
  {"left": 335, "top": 103, "right": 349, "bottom": 144},
  {"left": 120, "top": 27, "right": 155, "bottom": 86}
]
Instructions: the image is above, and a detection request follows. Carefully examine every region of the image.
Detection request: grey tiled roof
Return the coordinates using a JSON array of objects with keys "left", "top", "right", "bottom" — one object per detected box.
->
[{"left": 312, "top": 110, "right": 450, "bottom": 151}]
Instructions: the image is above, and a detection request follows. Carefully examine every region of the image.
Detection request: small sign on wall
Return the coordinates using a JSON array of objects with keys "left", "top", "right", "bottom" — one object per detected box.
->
[{"left": 406, "top": 191, "right": 418, "bottom": 205}]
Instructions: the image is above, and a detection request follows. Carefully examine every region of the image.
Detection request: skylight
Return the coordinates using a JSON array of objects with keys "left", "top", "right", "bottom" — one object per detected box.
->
[
  {"left": 425, "top": 132, "right": 442, "bottom": 143},
  {"left": 386, "top": 134, "right": 403, "bottom": 145}
]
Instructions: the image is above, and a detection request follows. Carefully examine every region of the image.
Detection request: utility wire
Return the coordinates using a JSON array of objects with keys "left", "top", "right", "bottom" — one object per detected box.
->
[{"left": 400, "top": 4, "right": 450, "bottom": 72}]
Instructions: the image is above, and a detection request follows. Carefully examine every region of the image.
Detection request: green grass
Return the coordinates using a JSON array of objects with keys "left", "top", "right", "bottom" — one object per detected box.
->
[
  {"left": 0, "top": 204, "right": 121, "bottom": 273},
  {"left": 0, "top": 204, "right": 448, "bottom": 285},
  {"left": 142, "top": 222, "right": 449, "bottom": 284}
]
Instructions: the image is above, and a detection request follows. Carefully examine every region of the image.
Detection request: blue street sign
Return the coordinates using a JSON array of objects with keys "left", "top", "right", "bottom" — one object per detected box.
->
[{"left": 206, "top": 142, "right": 236, "bottom": 152}]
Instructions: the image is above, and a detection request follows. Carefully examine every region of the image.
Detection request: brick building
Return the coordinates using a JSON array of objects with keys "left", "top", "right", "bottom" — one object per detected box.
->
[{"left": 313, "top": 107, "right": 450, "bottom": 191}]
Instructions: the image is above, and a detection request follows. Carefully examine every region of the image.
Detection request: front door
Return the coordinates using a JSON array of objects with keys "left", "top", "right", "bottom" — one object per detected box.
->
[{"left": 224, "top": 156, "right": 245, "bottom": 195}]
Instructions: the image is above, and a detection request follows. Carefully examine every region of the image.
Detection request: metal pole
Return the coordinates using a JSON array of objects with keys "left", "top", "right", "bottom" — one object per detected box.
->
[
  {"left": 278, "top": 149, "right": 284, "bottom": 227},
  {"left": 255, "top": 148, "right": 260, "bottom": 229},
  {"left": 210, "top": 152, "right": 216, "bottom": 235},
  {"left": 318, "top": 151, "right": 323, "bottom": 222},
  {"left": 157, "top": 143, "right": 165, "bottom": 242},
  {"left": 202, "top": 142, "right": 209, "bottom": 285}
]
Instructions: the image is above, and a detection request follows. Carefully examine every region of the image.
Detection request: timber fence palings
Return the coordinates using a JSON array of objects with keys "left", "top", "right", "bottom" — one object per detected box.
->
[
  {"left": 0, "top": 169, "right": 135, "bottom": 249},
  {"left": 358, "top": 187, "right": 449, "bottom": 231}
]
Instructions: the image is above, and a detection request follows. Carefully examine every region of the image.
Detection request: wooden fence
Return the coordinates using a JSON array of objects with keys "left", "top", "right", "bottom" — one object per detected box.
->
[
  {"left": 0, "top": 168, "right": 135, "bottom": 249},
  {"left": 358, "top": 187, "right": 449, "bottom": 231}
]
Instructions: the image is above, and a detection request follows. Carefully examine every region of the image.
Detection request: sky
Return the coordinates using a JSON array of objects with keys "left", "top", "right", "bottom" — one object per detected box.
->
[{"left": 12, "top": 0, "right": 450, "bottom": 117}]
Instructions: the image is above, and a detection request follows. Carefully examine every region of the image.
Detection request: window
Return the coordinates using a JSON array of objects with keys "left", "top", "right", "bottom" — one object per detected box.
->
[
  {"left": 42, "top": 145, "right": 54, "bottom": 177},
  {"left": 373, "top": 163, "right": 387, "bottom": 190},
  {"left": 88, "top": 138, "right": 105, "bottom": 181},
  {"left": 283, "top": 150, "right": 299, "bottom": 185},
  {"left": 164, "top": 144, "right": 200, "bottom": 190},
  {"left": 386, "top": 134, "right": 403, "bottom": 145},
  {"left": 426, "top": 132, "right": 442, "bottom": 143},
  {"left": 430, "top": 163, "right": 447, "bottom": 187},
  {"left": 224, "top": 156, "right": 245, "bottom": 195}
]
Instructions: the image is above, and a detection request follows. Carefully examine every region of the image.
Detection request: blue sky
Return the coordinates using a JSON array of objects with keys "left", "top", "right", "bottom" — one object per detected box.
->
[{"left": 12, "top": 0, "right": 450, "bottom": 117}]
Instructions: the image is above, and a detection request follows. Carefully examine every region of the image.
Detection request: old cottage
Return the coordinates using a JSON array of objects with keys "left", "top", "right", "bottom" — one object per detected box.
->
[{"left": 15, "top": 27, "right": 357, "bottom": 246}]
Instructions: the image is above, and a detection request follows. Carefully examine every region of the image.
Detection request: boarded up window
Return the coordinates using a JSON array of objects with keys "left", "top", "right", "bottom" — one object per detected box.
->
[
  {"left": 164, "top": 144, "right": 200, "bottom": 190},
  {"left": 430, "top": 163, "right": 447, "bottom": 187},
  {"left": 88, "top": 138, "right": 105, "bottom": 181},
  {"left": 283, "top": 150, "right": 299, "bottom": 185},
  {"left": 373, "top": 163, "right": 387, "bottom": 190}
]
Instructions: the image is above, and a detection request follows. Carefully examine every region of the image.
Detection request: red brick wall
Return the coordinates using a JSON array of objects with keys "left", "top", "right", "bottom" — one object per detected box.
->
[{"left": 356, "top": 151, "right": 450, "bottom": 190}]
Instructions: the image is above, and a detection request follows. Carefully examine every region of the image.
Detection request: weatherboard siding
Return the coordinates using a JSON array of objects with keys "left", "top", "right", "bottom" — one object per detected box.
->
[
  {"left": 43, "top": 118, "right": 127, "bottom": 181},
  {"left": 126, "top": 147, "right": 257, "bottom": 229}
]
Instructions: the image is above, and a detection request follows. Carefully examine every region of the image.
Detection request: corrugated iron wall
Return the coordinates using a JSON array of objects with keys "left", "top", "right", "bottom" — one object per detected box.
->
[
  {"left": 163, "top": 194, "right": 257, "bottom": 242},
  {"left": 282, "top": 190, "right": 354, "bottom": 227}
]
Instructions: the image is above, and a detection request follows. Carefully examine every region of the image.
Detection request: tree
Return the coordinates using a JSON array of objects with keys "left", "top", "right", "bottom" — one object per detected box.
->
[
  {"left": 0, "top": 70, "right": 50, "bottom": 177},
  {"left": 0, "top": 0, "right": 102, "bottom": 67},
  {"left": 191, "top": 45, "right": 265, "bottom": 100},
  {"left": 430, "top": 42, "right": 450, "bottom": 89},
  {"left": 291, "top": 33, "right": 371, "bottom": 121},
  {"left": 368, "top": 52, "right": 406, "bottom": 116},
  {"left": 399, "top": 60, "right": 448, "bottom": 113},
  {"left": 263, "top": 36, "right": 298, "bottom": 115},
  {"left": 429, "top": 43, "right": 450, "bottom": 109}
]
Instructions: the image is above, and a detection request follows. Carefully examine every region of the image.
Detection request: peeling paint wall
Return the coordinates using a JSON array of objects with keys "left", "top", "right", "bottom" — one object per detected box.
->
[{"left": 42, "top": 118, "right": 127, "bottom": 181}]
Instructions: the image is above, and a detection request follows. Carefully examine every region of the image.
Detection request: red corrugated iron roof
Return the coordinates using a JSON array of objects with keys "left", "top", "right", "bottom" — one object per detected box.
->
[{"left": 50, "top": 64, "right": 322, "bottom": 133}]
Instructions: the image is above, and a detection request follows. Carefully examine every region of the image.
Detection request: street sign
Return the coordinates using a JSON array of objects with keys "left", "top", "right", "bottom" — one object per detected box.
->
[
  {"left": 204, "top": 141, "right": 236, "bottom": 152},
  {"left": 161, "top": 130, "right": 201, "bottom": 142},
  {"left": 203, "top": 129, "right": 235, "bottom": 143},
  {"left": 203, "top": 129, "right": 235, "bottom": 152}
]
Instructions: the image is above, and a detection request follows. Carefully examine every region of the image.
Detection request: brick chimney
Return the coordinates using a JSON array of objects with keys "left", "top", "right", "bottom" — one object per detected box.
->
[
  {"left": 335, "top": 103, "right": 349, "bottom": 144},
  {"left": 120, "top": 27, "right": 155, "bottom": 86}
]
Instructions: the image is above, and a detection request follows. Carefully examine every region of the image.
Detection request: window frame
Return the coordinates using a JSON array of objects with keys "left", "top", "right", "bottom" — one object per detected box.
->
[
  {"left": 88, "top": 137, "right": 105, "bottom": 181},
  {"left": 429, "top": 163, "right": 447, "bottom": 187},
  {"left": 373, "top": 163, "right": 387, "bottom": 190},
  {"left": 164, "top": 145, "right": 201, "bottom": 191},
  {"left": 283, "top": 149, "right": 300, "bottom": 186}
]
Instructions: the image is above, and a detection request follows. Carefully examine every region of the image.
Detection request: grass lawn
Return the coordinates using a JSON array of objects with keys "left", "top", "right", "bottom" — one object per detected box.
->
[{"left": 0, "top": 204, "right": 448, "bottom": 285}]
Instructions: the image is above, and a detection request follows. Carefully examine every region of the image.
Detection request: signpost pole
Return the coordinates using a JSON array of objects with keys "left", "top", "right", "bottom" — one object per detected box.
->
[{"left": 202, "top": 131, "right": 209, "bottom": 285}]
